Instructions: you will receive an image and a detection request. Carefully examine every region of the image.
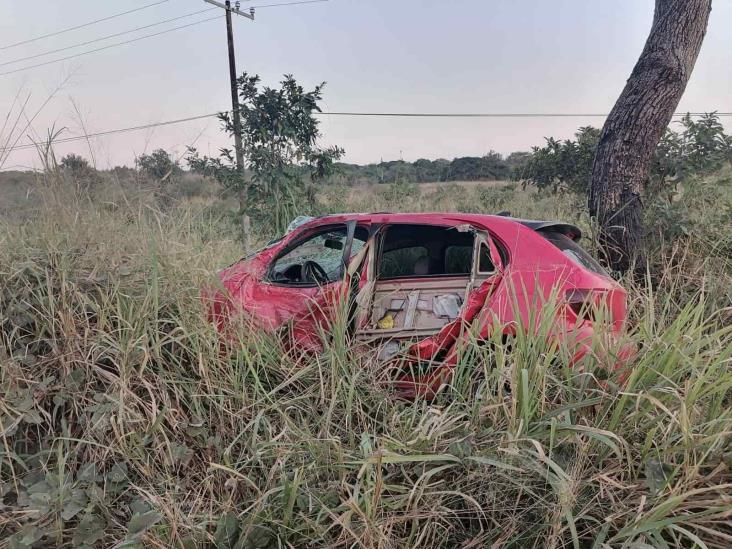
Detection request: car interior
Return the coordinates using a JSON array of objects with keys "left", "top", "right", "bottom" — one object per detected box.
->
[
  {"left": 268, "top": 222, "right": 499, "bottom": 338},
  {"left": 357, "top": 224, "right": 496, "bottom": 337},
  {"left": 269, "top": 225, "right": 368, "bottom": 285}
]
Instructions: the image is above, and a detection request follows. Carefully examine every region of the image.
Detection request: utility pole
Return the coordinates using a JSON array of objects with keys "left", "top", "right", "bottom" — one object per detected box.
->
[{"left": 204, "top": 0, "right": 254, "bottom": 250}]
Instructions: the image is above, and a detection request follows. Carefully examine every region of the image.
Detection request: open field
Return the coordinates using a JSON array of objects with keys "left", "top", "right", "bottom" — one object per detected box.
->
[
  {"left": 321, "top": 181, "right": 515, "bottom": 211},
  {"left": 1, "top": 171, "right": 731, "bottom": 547},
  {"left": 407, "top": 179, "right": 508, "bottom": 193}
]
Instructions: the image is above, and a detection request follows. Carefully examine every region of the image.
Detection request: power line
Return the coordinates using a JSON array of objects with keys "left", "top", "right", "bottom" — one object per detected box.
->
[
  {"left": 0, "top": 0, "right": 326, "bottom": 75},
  {"left": 0, "top": 0, "right": 171, "bottom": 51},
  {"left": 0, "top": 8, "right": 217, "bottom": 69},
  {"left": 1, "top": 113, "right": 221, "bottom": 153},
  {"left": 320, "top": 111, "right": 732, "bottom": 118},
  {"left": 0, "top": 16, "right": 222, "bottom": 78},
  {"left": 2, "top": 110, "right": 730, "bottom": 155},
  {"left": 251, "top": 0, "right": 330, "bottom": 8}
]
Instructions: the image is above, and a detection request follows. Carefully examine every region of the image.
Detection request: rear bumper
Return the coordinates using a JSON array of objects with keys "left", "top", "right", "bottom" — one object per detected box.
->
[
  {"left": 390, "top": 324, "right": 638, "bottom": 399},
  {"left": 563, "top": 323, "right": 638, "bottom": 374}
]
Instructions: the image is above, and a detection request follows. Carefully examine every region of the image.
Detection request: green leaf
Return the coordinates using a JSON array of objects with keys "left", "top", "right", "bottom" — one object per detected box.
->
[
  {"left": 122, "top": 510, "right": 162, "bottom": 545},
  {"left": 72, "top": 513, "right": 106, "bottom": 546},
  {"left": 170, "top": 442, "right": 193, "bottom": 466},
  {"left": 466, "top": 456, "right": 525, "bottom": 473},
  {"left": 9, "top": 525, "right": 46, "bottom": 549},
  {"left": 77, "top": 463, "right": 102, "bottom": 484},
  {"left": 235, "top": 524, "right": 275, "bottom": 549},
  {"left": 106, "top": 462, "right": 129, "bottom": 484},
  {"left": 645, "top": 458, "right": 674, "bottom": 496},
  {"left": 214, "top": 512, "right": 240, "bottom": 548},
  {"left": 129, "top": 498, "right": 151, "bottom": 516},
  {"left": 448, "top": 438, "right": 473, "bottom": 459},
  {"left": 61, "top": 488, "right": 88, "bottom": 520},
  {"left": 22, "top": 409, "right": 43, "bottom": 425},
  {"left": 13, "top": 393, "right": 34, "bottom": 413}
]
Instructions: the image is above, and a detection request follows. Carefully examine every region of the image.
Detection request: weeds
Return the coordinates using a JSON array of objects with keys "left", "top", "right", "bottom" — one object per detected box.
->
[{"left": 1, "top": 179, "right": 731, "bottom": 548}]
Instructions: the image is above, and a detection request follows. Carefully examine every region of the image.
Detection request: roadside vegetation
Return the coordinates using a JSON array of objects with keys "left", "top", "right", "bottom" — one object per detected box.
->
[
  {"left": 1, "top": 147, "right": 731, "bottom": 546},
  {"left": 2, "top": 73, "right": 732, "bottom": 549}
]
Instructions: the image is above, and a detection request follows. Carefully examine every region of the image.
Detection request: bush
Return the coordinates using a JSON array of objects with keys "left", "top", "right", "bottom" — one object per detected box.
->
[
  {"left": 519, "top": 127, "right": 600, "bottom": 195},
  {"left": 135, "top": 149, "right": 182, "bottom": 181},
  {"left": 475, "top": 183, "right": 518, "bottom": 211},
  {"left": 59, "top": 153, "right": 99, "bottom": 189},
  {"left": 159, "top": 173, "right": 220, "bottom": 202},
  {"left": 521, "top": 113, "right": 732, "bottom": 198}
]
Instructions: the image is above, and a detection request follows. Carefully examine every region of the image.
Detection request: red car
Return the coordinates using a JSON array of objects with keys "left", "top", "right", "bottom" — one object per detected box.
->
[{"left": 208, "top": 213, "right": 636, "bottom": 397}]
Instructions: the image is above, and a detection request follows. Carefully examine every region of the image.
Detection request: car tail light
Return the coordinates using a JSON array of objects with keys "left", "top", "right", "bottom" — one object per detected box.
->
[{"left": 565, "top": 289, "right": 602, "bottom": 322}]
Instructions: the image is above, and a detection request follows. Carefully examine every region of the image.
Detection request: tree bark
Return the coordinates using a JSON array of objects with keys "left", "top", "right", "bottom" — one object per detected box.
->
[{"left": 588, "top": 0, "right": 712, "bottom": 274}]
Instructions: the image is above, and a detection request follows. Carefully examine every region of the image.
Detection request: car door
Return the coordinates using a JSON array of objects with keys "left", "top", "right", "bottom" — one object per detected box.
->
[
  {"left": 397, "top": 225, "right": 505, "bottom": 363},
  {"left": 248, "top": 221, "right": 366, "bottom": 350}
]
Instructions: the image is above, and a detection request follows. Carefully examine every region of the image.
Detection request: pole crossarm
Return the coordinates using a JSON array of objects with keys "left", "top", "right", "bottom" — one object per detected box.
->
[{"left": 204, "top": 0, "right": 254, "bottom": 19}]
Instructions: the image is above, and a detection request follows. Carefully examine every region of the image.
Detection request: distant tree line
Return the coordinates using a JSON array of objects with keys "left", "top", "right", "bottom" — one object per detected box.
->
[
  {"left": 57, "top": 112, "right": 729, "bottom": 199},
  {"left": 328, "top": 150, "right": 530, "bottom": 185}
]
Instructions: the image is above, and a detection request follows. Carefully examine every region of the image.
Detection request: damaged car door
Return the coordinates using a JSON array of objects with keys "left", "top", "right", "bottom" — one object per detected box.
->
[
  {"left": 354, "top": 223, "right": 503, "bottom": 342},
  {"left": 247, "top": 221, "right": 368, "bottom": 350}
]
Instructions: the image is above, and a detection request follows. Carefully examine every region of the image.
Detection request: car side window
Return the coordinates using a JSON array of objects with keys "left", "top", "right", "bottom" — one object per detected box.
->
[
  {"left": 478, "top": 243, "right": 495, "bottom": 273},
  {"left": 445, "top": 245, "right": 473, "bottom": 274},
  {"left": 271, "top": 226, "right": 367, "bottom": 285}
]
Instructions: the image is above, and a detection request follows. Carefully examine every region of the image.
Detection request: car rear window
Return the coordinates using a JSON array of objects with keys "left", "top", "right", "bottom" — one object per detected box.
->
[{"left": 540, "top": 231, "right": 608, "bottom": 276}]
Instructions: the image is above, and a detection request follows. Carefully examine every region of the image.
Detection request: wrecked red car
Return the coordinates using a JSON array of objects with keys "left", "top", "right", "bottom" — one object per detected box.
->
[{"left": 208, "top": 213, "right": 635, "bottom": 397}]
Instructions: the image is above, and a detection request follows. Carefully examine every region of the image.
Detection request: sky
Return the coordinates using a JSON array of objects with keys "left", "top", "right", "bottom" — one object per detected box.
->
[{"left": 1, "top": 0, "right": 731, "bottom": 170}]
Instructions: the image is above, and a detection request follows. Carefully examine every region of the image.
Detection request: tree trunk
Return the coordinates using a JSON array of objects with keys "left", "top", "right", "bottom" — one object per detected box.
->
[{"left": 588, "top": 0, "right": 712, "bottom": 274}]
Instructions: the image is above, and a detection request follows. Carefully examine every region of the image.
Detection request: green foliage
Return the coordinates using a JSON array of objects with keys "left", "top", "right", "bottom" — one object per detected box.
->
[
  {"left": 332, "top": 152, "right": 516, "bottom": 186},
  {"left": 188, "top": 73, "right": 344, "bottom": 234},
  {"left": 59, "top": 153, "right": 91, "bottom": 173},
  {"left": 521, "top": 113, "right": 732, "bottom": 199},
  {"left": 679, "top": 112, "right": 732, "bottom": 173},
  {"left": 378, "top": 178, "right": 420, "bottom": 204},
  {"left": 474, "top": 183, "right": 518, "bottom": 210},
  {"left": 647, "top": 168, "right": 732, "bottom": 258},
  {"left": 651, "top": 112, "right": 732, "bottom": 196},
  {"left": 136, "top": 149, "right": 181, "bottom": 181},
  {"left": 519, "top": 126, "right": 600, "bottom": 194},
  {"left": 447, "top": 151, "right": 509, "bottom": 181},
  {"left": 504, "top": 151, "right": 532, "bottom": 178},
  {"left": 59, "top": 153, "right": 99, "bottom": 189}
]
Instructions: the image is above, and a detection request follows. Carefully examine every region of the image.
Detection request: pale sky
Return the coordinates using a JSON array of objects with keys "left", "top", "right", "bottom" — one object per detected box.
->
[{"left": 1, "top": 0, "right": 731, "bottom": 170}]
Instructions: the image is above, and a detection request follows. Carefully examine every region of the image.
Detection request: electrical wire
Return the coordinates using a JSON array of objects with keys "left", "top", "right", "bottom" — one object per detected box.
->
[
  {"left": 1, "top": 113, "right": 221, "bottom": 153},
  {"left": 251, "top": 0, "right": 330, "bottom": 8},
  {"left": 320, "top": 111, "right": 732, "bottom": 117},
  {"left": 0, "top": 16, "right": 222, "bottom": 78},
  {"left": 323, "top": 112, "right": 614, "bottom": 118},
  {"left": 0, "top": 8, "right": 217, "bottom": 68},
  {"left": 0, "top": 0, "right": 170, "bottom": 51},
  {"left": 2, "top": 110, "right": 730, "bottom": 155},
  {"left": 0, "top": 0, "right": 328, "bottom": 75}
]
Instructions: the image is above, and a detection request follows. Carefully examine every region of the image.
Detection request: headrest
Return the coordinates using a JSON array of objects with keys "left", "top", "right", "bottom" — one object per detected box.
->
[{"left": 413, "top": 256, "right": 430, "bottom": 276}]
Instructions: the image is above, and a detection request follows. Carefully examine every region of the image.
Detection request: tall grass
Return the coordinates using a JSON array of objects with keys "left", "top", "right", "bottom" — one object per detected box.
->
[{"left": 1, "top": 181, "right": 731, "bottom": 548}]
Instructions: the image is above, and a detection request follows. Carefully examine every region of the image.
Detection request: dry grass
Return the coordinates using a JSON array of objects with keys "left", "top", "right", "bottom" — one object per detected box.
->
[{"left": 0, "top": 175, "right": 731, "bottom": 548}]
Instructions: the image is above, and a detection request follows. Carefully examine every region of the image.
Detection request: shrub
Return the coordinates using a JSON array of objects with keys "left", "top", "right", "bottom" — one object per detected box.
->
[
  {"left": 519, "top": 126, "right": 600, "bottom": 195},
  {"left": 135, "top": 149, "right": 182, "bottom": 181},
  {"left": 59, "top": 153, "right": 99, "bottom": 189}
]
